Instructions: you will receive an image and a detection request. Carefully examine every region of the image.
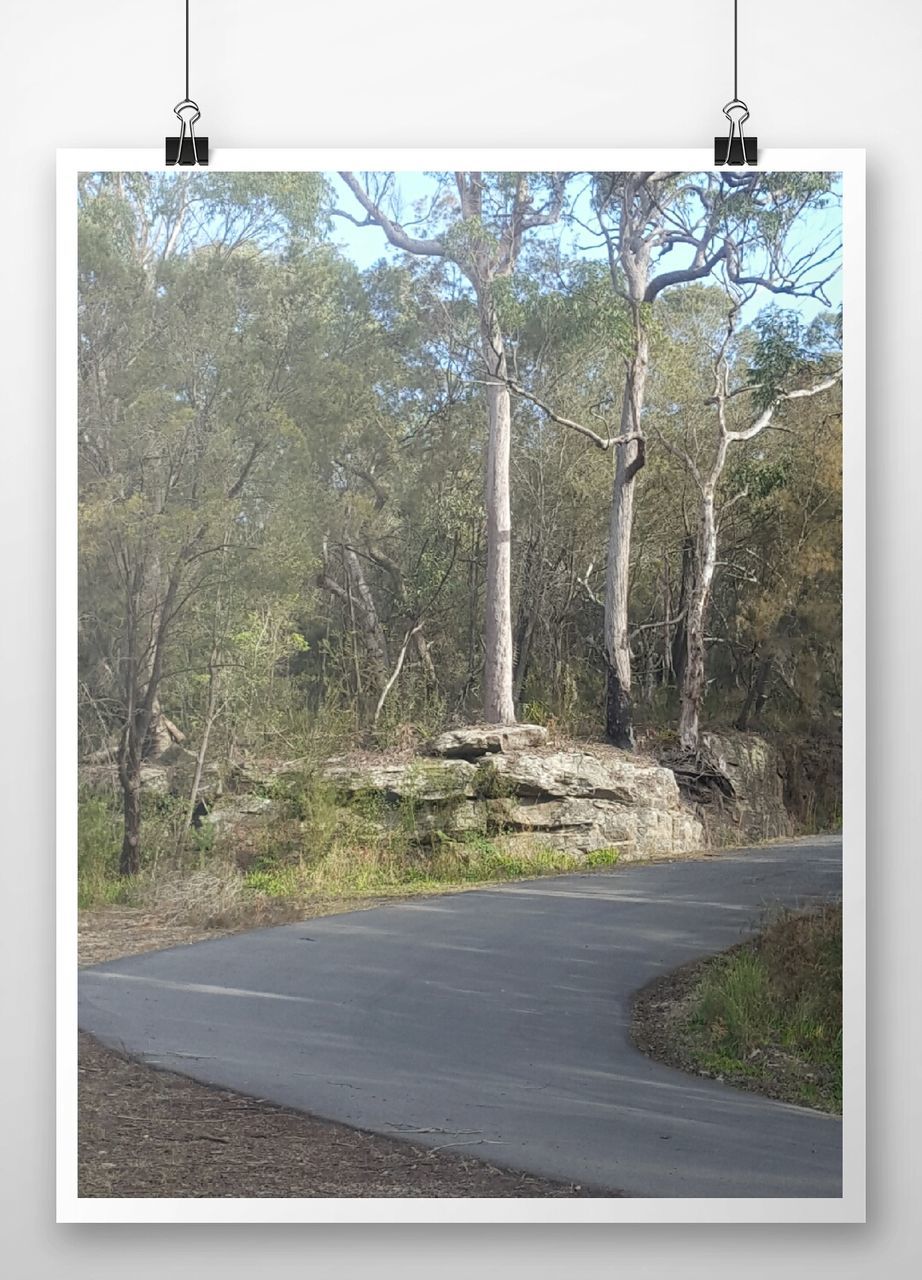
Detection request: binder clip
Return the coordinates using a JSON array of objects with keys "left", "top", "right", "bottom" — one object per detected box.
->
[
  {"left": 166, "top": 99, "right": 208, "bottom": 166},
  {"left": 714, "top": 98, "right": 757, "bottom": 166}
]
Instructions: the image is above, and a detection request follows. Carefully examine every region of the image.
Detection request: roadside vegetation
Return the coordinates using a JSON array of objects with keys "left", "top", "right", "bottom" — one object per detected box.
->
[
  {"left": 78, "top": 780, "right": 621, "bottom": 925},
  {"left": 633, "top": 902, "right": 842, "bottom": 1113},
  {"left": 77, "top": 172, "right": 843, "bottom": 887}
]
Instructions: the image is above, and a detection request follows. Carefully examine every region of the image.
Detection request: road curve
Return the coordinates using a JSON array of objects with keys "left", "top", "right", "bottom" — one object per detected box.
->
[{"left": 79, "top": 835, "right": 842, "bottom": 1198}]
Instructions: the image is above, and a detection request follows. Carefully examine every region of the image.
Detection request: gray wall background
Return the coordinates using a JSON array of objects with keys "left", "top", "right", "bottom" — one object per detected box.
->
[{"left": 1, "top": 0, "right": 918, "bottom": 1273}]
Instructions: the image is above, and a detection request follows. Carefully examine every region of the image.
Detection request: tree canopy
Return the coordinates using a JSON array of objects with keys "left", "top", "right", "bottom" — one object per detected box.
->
[{"left": 76, "top": 170, "right": 842, "bottom": 872}]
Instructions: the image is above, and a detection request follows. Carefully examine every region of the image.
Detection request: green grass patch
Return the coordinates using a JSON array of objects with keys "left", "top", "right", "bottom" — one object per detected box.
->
[
  {"left": 78, "top": 791, "right": 129, "bottom": 908},
  {"left": 78, "top": 767, "right": 625, "bottom": 926},
  {"left": 241, "top": 833, "right": 615, "bottom": 901},
  {"left": 682, "top": 902, "right": 842, "bottom": 1111}
]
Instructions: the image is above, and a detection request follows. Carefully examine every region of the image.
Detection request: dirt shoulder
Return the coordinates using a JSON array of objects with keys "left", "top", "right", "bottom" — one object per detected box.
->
[{"left": 78, "top": 903, "right": 588, "bottom": 1199}]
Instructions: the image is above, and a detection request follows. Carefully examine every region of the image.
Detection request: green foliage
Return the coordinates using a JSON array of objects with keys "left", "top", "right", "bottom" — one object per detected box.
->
[
  {"left": 750, "top": 308, "right": 812, "bottom": 407},
  {"left": 77, "top": 169, "right": 842, "bottom": 880},
  {"left": 241, "top": 827, "right": 589, "bottom": 901},
  {"left": 583, "top": 847, "right": 622, "bottom": 868},
  {"left": 78, "top": 792, "right": 127, "bottom": 908},
  {"left": 686, "top": 903, "right": 842, "bottom": 1110}
]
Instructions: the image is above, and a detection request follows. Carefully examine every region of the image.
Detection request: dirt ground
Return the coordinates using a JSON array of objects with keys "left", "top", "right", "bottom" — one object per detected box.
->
[{"left": 77, "top": 906, "right": 587, "bottom": 1198}]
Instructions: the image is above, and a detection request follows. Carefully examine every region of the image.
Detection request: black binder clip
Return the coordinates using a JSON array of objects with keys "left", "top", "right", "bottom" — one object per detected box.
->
[
  {"left": 166, "top": 99, "right": 208, "bottom": 166},
  {"left": 714, "top": 98, "right": 757, "bottom": 166}
]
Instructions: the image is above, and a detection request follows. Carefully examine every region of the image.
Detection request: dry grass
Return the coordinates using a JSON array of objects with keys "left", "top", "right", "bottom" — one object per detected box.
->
[
  {"left": 127, "top": 862, "right": 251, "bottom": 927},
  {"left": 78, "top": 895, "right": 387, "bottom": 967}
]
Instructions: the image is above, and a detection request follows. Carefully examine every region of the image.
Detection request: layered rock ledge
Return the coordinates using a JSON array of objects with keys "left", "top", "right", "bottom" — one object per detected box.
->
[{"left": 321, "top": 725, "right": 704, "bottom": 861}]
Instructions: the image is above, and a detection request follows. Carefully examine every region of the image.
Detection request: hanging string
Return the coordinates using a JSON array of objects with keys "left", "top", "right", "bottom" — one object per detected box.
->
[
  {"left": 166, "top": 0, "right": 206, "bottom": 164},
  {"left": 732, "top": 0, "right": 742, "bottom": 102}
]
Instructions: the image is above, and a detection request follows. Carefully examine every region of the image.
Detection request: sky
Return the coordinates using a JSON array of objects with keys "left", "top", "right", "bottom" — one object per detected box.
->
[{"left": 326, "top": 170, "right": 843, "bottom": 325}]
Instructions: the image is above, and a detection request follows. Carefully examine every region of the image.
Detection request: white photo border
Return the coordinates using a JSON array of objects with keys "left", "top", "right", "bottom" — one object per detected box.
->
[{"left": 57, "top": 147, "right": 866, "bottom": 1225}]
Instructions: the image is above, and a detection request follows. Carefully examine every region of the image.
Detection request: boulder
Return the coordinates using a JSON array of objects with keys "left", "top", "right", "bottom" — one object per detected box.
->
[
  {"left": 488, "top": 749, "right": 679, "bottom": 807},
  {"left": 322, "top": 743, "right": 704, "bottom": 861},
  {"left": 699, "top": 731, "right": 793, "bottom": 843},
  {"left": 492, "top": 800, "right": 704, "bottom": 859},
  {"left": 425, "top": 723, "right": 548, "bottom": 758},
  {"left": 81, "top": 747, "right": 221, "bottom": 803},
  {"left": 204, "top": 794, "right": 275, "bottom": 827},
  {"left": 322, "top": 757, "right": 478, "bottom": 803}
]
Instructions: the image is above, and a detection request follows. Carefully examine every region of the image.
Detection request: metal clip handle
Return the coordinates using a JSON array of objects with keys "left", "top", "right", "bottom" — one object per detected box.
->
[
  {"left": 715, "top": 98, "right": 757, "bottom": 166},
  {"left": 166, "top": 98, "right": 209, "bottom": 167}
]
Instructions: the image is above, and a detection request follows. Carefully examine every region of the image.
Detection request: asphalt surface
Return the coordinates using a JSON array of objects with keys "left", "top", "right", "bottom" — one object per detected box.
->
[{"left": 79, "top": 835, "right": 843, "bottom": 1198}]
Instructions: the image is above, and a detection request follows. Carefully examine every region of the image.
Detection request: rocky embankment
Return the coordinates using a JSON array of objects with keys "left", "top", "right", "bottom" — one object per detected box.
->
[
  {"left": 322, "top": 725, "right": 704, "bottom": 861},
  {"left": 83, "top": 724, "right": 827, "bottom": 865}
]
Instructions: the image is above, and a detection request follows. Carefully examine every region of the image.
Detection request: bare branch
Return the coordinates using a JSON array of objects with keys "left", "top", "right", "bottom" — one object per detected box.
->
[
  {"left": 630, "top": 608, "right": 687, "bottom": 639},
  {"left": 373, "top": 625, "right": 422, "bottom": 729},
  {"left": 500, "top": 378, "right": 642, "bottom": 452},
  {"left": 336, "top": 173, "right": 446, "bottom": 258},
  {"left": 725, "top": 371, "right": 842, "bottom": 443},
  {"left": 645, "top": 244, "right": 728, "bottom": 302}
]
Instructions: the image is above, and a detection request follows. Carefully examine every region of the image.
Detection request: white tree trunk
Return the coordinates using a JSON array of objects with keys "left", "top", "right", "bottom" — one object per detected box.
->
[
  {"left": 343, "top": 547, "right": 389, "bottom": 689},
  {"left": 678, "top": 486, "right": 719, "bottom": 752},
  {"left": 480, "top": 293, "right": 516, "bottom": 725},
  {"left": 603, "top": 335, "right": 648, "bottom": 748}
]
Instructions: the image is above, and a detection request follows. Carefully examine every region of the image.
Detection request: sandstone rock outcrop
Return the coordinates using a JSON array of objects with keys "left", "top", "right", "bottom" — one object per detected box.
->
[
  {"left": 320, "top": 733, "right": 704, "bottom": 861},
  {"left": 699, "top": 731, "right": 793, "bottom": 843},
  {"left": 425, "top": 723, "right": 549, "bottom": 759},
  {"left": 83, "top": 719, "right": 813, "bottom": 863}
]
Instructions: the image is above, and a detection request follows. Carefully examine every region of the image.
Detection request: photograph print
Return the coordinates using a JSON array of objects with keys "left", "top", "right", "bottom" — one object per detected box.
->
[{"left": 71, "top": 164, "right": 852, "bottom": 1212}]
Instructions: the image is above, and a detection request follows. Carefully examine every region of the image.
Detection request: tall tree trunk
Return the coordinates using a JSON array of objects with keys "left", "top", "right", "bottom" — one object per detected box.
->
[
  {"left": 118, "top": 719, "right": 143, "bottom": 877},
  {"left": 343, "top": 547, "right": 389, "bottom": 687},
  {"left": 479, "top": 292, "right": 516, "bottom": 725},
  {"left": 120, "top": 767, "right": 143, "bottom": 877},
  {"left": 512, "top": 539, "right": 542, "bottom": 709},
  {"left": 671, "top": 534, "right": 696, "bottom": 688},
  {"left": 116, "top": 554, "right": 185, "bottom": 874},
  {"left": 678, "top": 489, "right": 719, "bottom": 752},
  {"left": 736, "top": 653, "right": 772, "bottom": 730},
  {"left": 603, "top": 336, "right": 648, "bottom": 748}
]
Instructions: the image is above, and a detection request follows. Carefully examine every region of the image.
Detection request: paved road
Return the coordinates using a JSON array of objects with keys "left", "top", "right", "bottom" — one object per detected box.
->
[{"left": 79, "top": 836, "right": 842, "bottom": 1198}]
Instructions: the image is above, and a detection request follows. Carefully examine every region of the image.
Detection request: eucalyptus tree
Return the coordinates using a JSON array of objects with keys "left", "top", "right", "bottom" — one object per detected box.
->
[
  {"left": 651, "top": 303, "right": 842, "bottom": 751},
  {"left": 78, "top": 172, "right": 324, "bottom": 874},
  {"left": 490, "top": 251, "right": 631, "bottom": 716},
  {"left": 299, "top": 254, "right": 477, "bottom": 727},
  {"left": 586, "top": 171, "right": 840, "bottom": 747},
  {"left": 334, "top": 172, "right": 567, "bottom": 724}
]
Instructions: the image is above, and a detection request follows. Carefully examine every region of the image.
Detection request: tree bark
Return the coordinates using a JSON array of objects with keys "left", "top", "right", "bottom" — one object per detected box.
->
[
  {"left": 119, "top": 761, "right": 143, "bottom": 878},
  {"left": 678, "top": 474, "right": 721, "bottom": 752},
  {"left": 603, "top": 335, "right": 648, "bottom": 748},
  {"left": 736, "top": 653, "right": 772, "bottom": 730},
  {"left": 479, "top": 292, "right": 517, "bottom": 725},
  {"left": 671, "top": 534, "right": 696, "bottom": 687}
]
